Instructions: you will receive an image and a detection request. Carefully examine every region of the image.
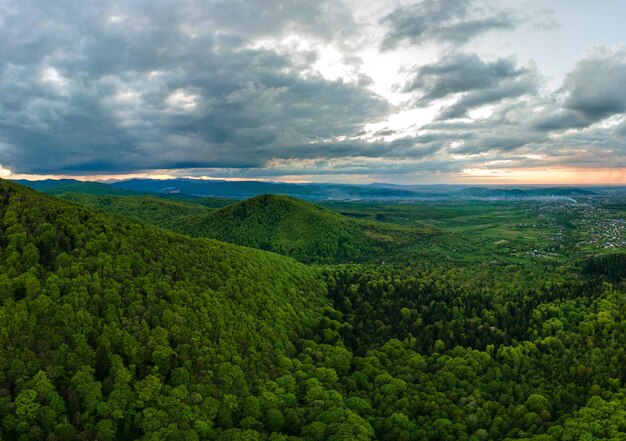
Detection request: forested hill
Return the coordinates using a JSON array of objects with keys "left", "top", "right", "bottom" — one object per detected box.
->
[
  {"left": 172, "top": 194, "right": 376, "bottom": 264},
  {"left": 2, "top": 179, "right": 626, "bottom": 440},
  {"left": 51, "top": 192, "right": 432, "bottom": 265},
  {"left": 56, "top": 193, "right": 215, "bottom": 231},
  {"left": 0, "top": 179, "right": 328, "bottom": 439}
]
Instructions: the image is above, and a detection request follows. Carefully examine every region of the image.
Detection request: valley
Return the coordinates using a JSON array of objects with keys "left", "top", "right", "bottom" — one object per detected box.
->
[
  {"left": 1, "top": 179, "right": 625, "bottom": 440},
  {"left": 4, "top": 2, "right": 626, "bottom": 439}
]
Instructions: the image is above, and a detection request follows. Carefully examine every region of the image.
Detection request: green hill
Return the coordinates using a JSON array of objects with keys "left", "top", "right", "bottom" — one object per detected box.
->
[
  {"left": 0, "top": 179, "right": 327, "bottom": 439},
  {"left": 55, "top": 193, "right": 436, "bottom": 264},
  {"left": 1, "top": 180, "right": 625, "bottom": 440},
  {"left": 175, "top": 194, "right": 376, "bottom": 263},
  {"left": 57, "top": 193, "right": 214, "bottom": 230}
]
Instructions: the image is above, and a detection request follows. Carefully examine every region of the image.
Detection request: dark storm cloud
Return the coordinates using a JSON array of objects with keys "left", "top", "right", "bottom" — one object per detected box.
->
[
  {"left": 264, "top": 135, "right": 445, "bottom": 164},
  {"left": 401, "top": 52, "right": 539, "bottom": 119},
  {"left": 531, "top": 110, "right": 589, "bottom": 131},
  {"left": 2, "top": 0, "right": 626, "bottom": 179},
  {"left": 381, "top": 0, "right": 517, "bottom": 50},
  {"left": 0, "top": 0, "right": 387, "bottom": 174},
  {"left": 561, "top": 47, "right": 626, "bottom": 122}
]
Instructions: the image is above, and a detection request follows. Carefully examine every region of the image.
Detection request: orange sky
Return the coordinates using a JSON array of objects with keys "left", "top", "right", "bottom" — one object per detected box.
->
[
  {"left": 458, "top": 167, "right": 626, "bottom": 185},
  {"left": 5, "top": 166, "right": 626, "bottom": 186}
]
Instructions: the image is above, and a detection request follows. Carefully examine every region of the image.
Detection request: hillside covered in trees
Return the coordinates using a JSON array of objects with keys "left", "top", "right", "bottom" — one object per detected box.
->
[
  {"left": 55, "top": 192, "right": 386, "bottom": 264},
  {"left": 0, "top": 179, "right": 625, "bottom": 440},
  {"left": 0, "top": 180, "right": 329, "bottom": 439},
  {"left": 56, "top": 193, "right": 216, "bottom": 232},
  {"left": 174, "top": 194, "right": 379, "bottom": 264}
]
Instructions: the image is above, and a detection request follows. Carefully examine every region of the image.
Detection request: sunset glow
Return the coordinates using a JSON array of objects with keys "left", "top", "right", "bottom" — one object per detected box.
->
[{"left": 1, "top": 1, "right": 626, "bottom": 184}]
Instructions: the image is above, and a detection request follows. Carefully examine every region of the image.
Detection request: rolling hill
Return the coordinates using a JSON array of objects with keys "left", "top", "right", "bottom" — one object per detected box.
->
[
  {"left": 0, "top": 179, "right": 328, "bottom": 439},
  {"left": 1, "top": 179, "right": 624, "bottom": 440},
  {"left": 110, "top": 178, "right": 420, "bottom": 200},
  {"left": 56, "top": 193, "right": 215, "bottom": 230},
  {"left": 458, "top": 187, "right": 596, "bottom": 199},
  {"left": 49, "top": 192, "right": 437, "bottom": 264},
  {"left": 175, "top": 194, "right": 378, "bottom": 264}
]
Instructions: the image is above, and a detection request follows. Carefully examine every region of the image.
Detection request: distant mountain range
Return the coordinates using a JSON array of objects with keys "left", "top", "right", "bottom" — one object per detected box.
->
[{"left": 14, "top": 178, "right": 602, "bottom": 201}]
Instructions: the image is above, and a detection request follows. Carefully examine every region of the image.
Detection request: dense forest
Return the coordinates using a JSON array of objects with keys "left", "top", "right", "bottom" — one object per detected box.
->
[
  {"left": 174, "top": 195, "right": 379, "bottom": 264},
  {"left": 1, "top": 179, "right": 625, "bottom": 440},
  {"left": 56, "top": 193, "right": 216, "bottom": 232},
  {"left": 55, "top": 193, "right": 386, "bottom": 264},
  {"left": 0, "top": 180, "right": 328, "bottom": 439}
]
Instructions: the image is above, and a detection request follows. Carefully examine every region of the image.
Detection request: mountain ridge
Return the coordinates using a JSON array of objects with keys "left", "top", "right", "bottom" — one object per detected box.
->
[{"left": 15, "top": 178, "right": 602, "bottom": 201}]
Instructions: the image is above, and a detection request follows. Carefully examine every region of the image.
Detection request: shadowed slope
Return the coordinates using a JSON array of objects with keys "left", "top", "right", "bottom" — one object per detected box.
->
[{"left": 0, "top": 179, "right": 327, "bottom": 439}]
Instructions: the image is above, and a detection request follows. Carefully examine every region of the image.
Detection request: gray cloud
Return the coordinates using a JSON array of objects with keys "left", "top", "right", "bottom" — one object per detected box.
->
[
  {"left": 530, "top": 109, "right": 588, "bottom": 132},
  {"left": 205, "top": 0, "right": 358, "bottom": 41},
  {"left": 403, "top": 48, "right": 626, "bottom": 162},
  {"left": 1, "top": 1, "right": 626, "bottom": 181},
  {"left": 381, "top": 0, "right": 517, "bottom": 50},
  {"left": 0, "top": 0, "right": 391, "bottom": 174},
  {"left": 562, "top": 47, "right": 626, "bottom": 121},
  {"left": 175, "top": 156, "right": 466, "bottom": 179},
  {"left": 402, "top": 52, "right": 539, "bottom": 119},
  {"left": 526, "top": 48, "right": 626, "bottom": 133}
]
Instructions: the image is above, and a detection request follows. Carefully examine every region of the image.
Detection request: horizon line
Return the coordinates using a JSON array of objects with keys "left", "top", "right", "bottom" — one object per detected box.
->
[{"left": 7, "top": 176, "right": 626, "bottom": 188}]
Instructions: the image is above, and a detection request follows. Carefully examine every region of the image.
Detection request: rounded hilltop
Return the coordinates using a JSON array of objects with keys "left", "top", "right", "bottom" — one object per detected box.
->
[{"left": 179, "top": 193, "right": 373, "bottom": 264}]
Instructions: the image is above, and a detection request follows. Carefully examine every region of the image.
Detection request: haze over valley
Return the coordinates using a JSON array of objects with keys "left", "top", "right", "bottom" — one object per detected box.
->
[{"left": 1, "top": 1, "right": 626, "bottom": 440}]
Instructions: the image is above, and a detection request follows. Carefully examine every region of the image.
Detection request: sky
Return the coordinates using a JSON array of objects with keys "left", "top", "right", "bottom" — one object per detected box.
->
[{"left": 1, "top": 0, "right": 626, "bottom": 184}]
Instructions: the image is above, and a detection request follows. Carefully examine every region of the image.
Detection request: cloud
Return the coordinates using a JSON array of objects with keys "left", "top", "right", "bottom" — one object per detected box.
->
[
  {"left": 525, "top": 47, "right": 626, "bottom": 133},
  {"left": 381, "top": 0, "right": 517, "bottom": 50},
  {"left": 0, "top": 0, "right": 390, "bottom": 174},
  {"left": 401, "top": 52, "right": 539, "bottom": 119},
  {"left": 407, "top": 46, "right": 626, "bottom": 161},
  {"left": 282, "top": 136, "right": 445, "bottom": 161},
  {"left": 617, "top": 121, "right": 626, "bottom": 139},
  {"left": 1, "top": 2, "right": 626, "bottom": 182},
  {"left": 562, "top": 46, "right": 626, "bottom": 122},
  {"left": 530, "top": 109, "right": 589, "bottom": 132},
  {"left": 172, "top": 155, "right": 467, "bottom": 180}
]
